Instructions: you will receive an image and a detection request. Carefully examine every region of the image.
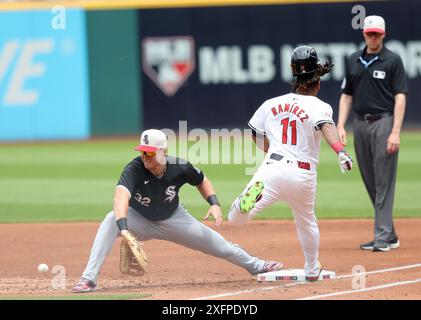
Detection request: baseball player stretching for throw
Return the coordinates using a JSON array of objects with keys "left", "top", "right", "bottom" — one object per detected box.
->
[
  {"left": 72, "top": 129, "right": 282, "bottom": 293},
  {"left": 228, "top": 46, "right": 353, "bottom": 281}
]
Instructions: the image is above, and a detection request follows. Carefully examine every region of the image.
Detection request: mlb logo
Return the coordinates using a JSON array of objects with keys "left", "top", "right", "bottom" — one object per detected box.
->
[
  {"left": 373, "top": 70, "right": 386, "bottom": 79},
  {"left": 142, "top": 36, "right": 195, "bottom": 96}
]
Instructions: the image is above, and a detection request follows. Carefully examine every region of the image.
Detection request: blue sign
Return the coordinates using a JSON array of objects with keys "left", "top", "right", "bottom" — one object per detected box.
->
[
  {"left": 139, "top": 0, "right": 421, "bottom": 129},
  {"left": 0, "top": 9, "right": 89, "bottom": 140}
]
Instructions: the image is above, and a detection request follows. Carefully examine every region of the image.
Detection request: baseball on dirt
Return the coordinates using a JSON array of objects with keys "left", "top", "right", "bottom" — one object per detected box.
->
[{"left": 37, "top": 263, "right": 49, "bottom": 273}]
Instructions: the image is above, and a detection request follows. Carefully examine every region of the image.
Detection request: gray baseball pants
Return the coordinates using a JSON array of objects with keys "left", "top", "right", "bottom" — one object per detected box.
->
[
  {"left": 82, "top": 204, "right": 266, "bottom": 284},
  {"left": 353, "top": 116, "right": 398, "bottom": 242}
]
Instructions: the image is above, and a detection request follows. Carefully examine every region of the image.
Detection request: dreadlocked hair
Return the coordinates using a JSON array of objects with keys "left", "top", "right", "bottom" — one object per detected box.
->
[{"left": 291, "top": 61, "right": 334, "bottom": 94}]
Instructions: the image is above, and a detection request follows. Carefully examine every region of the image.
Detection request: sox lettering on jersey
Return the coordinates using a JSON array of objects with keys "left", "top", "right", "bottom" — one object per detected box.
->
[
  {"left": 164, "top": 186, "right": 177, "bottom": 202},
  {"left": 271, "top": 103, "right": 309, "bottom": 123}
]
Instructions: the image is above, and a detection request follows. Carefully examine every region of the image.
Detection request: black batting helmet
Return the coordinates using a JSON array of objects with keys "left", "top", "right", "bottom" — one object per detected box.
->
[{"left": 290, "top": 45, "right": 319, "bottom": 76}]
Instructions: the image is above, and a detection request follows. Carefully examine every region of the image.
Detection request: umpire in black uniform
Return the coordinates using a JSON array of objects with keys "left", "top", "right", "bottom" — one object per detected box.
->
[{"left": 337, "top": 15, "right": 408, "bottom": 252}]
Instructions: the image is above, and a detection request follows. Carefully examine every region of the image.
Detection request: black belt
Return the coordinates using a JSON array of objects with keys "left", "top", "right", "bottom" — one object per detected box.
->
[
  {"left": 356, "top": 111, "right": 393, "bottom": 123},
  {"left": 269, "top": 153, "right": 311, "bottom": 171}
]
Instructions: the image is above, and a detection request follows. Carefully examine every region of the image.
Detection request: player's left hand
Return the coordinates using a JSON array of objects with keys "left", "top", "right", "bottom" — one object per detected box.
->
[
  {"left": 338, "top": 150, "right": 353, "bottom": 173},
  {"left": 203, "top": 205, "right": 223, "bottom": 229},
  {"left": 387, "top": 131, "right": 400, "bottom": 154}
]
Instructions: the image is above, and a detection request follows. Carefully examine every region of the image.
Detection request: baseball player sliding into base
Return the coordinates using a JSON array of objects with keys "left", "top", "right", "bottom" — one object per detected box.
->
[
  {"left": 72, "top": 129, "right": 282, "bottom": 293},
  {"left": 228, "top": 46, "right": 353, "bottom": 281}
]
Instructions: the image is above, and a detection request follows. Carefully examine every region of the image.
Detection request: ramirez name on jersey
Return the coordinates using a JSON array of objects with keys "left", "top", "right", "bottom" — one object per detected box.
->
[{"left": 270, "top": 101, "right": 310, "bottom": 123}]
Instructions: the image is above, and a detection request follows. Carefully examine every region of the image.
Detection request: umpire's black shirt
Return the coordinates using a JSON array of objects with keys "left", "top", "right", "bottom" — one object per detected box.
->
[
  {"left": 117, "top": 156, "right": 204, "bottom": 221},
  {"left": 342, "top": 45, "right": 408, "bottom": 115}
]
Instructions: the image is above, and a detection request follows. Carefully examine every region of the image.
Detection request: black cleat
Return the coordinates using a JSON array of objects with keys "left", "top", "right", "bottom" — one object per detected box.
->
[
  {"left": 372, "top": 241, "right": 391, "bottom": 252},
  {"left": 360, "top": 240, "right": 375, "bottom": 250}
]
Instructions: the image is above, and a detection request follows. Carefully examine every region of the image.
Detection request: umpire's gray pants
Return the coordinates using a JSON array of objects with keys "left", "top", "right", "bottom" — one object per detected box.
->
[
  {"left": 353, "top": 116, "right": 398, "bottom": 242},
  {"left": 82, "top": 205, "right": 266, "bottom": 284}
]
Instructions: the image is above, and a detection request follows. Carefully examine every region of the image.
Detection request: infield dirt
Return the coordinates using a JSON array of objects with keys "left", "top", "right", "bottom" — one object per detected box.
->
[{"left": 1, "top": 219, "right": 421, "bottom": 299}]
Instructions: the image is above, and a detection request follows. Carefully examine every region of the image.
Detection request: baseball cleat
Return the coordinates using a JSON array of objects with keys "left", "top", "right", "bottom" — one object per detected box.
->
[
  {"left": 261, "top": 261, "right": 284, "bottom": 273},
  {"left": 305, "top": 261, "right": 323, "bottom": 282},
  {"left": 361, "top": 238, "right": 399, "bottom": 251},
  {"left": 239, "top": 181, "right": 264, "bottom": 213},
  {"left": 372, "top": 241, "right": 391, "bottom": 252},
  {"left": 71, "top": 278, "right": 96, "bottom": 293},
  {"left": 389, "top": 238, "right": 400, "bottom": 249},
  {"left": 360, "top": 240, "right": 375, "bottom": 250}
]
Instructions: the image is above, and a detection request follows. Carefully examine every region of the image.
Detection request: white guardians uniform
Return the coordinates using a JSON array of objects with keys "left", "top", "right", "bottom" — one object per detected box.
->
[{"left": 228, "top": 92, "right": 334, "bottom": 276}]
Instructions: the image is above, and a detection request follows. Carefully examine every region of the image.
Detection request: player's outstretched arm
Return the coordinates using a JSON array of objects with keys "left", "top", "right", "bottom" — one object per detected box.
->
[
  {"left": 321, "top": 123, "right": 353, "bottom": 173},
  {"left": 113, "top": 187, "right": 131, "bottom": 236},
  {"left": 196, "top": 176, "right": 223, "bottom": 228}
]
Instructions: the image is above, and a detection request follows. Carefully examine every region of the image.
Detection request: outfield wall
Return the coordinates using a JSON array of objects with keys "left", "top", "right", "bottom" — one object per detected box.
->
[
  {"left": 0, "top": 8, "right": 141, "bottom": 141},
  {"left": 0, "top": 9, "right": 90, "bottom": 140},
  {"left": 87, "top": 10, "right": 141, "bottom": 136},
  {"left": 139, "top": 0, "right": 421, "bottom": 129},
  {"left": 0, "top": 0, "right": 420, "bottom": 141}
]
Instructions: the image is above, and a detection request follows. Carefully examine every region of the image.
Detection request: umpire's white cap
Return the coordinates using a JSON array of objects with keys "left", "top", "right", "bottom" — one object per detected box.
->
[
  {"left": 134, "top": 129, "right": 168, "bottom": 152},
  {"left": 363, "top": 15, "right": 385, "bottom": 34}
]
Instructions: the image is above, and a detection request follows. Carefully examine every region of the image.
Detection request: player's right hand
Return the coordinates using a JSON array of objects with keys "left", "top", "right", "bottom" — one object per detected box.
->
[
  {"left": 338, "top": 151, "right": 353, "bottom": 173},
  {"left": 203, "top": 205, "right": 223, "bottom": 229},
  {"left": 337, "top": 127, "right": 347, "bottom": 146}
]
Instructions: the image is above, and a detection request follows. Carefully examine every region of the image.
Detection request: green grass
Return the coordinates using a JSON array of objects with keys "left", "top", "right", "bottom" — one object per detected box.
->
[
  {"left": 0, "top": 132, "right": 420, "bottom": 222},
  {"left": 0, "top": 293, "right": 151, "bottom": 300}
]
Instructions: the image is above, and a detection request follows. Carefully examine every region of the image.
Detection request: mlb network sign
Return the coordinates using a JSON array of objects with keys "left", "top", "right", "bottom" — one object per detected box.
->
[
  {"left": 139, "top": 2, "right": 421, "bottom": 128},
  {"left": 142, "top": 36, "right": 421, "bottom": 97},
  {"left": 0, "top": 10, "right": 89, "bottom": 141}
]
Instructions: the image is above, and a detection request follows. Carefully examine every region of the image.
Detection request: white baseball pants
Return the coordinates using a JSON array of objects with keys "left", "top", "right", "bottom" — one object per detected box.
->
[{"left": 228, "top": 158, "right": 320, "bottom": 277}]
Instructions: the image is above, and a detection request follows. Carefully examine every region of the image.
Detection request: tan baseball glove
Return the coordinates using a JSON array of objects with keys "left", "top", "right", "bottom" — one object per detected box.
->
[{"left": 120, "top": 232, "right": 149, "bottom": 276}]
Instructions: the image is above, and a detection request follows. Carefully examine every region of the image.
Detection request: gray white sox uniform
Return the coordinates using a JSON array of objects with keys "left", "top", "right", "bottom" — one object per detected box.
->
[
  {"left": 80, "top": 156, "right": 274, "bottom": 286},
  {"left": 228, "top": 92, "right": 334, "bottom": 278}
]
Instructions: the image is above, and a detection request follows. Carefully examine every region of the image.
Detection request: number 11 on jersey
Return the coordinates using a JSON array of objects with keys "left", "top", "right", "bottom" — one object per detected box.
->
[{"left": 280, "top": 117, "right": 297, "bottom": 145}]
